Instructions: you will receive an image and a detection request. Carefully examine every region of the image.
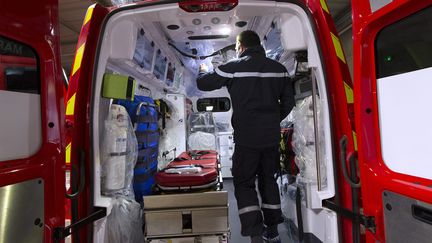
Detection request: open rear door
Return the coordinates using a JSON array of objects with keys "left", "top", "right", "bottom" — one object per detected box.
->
[
  {"left": 0, "top": 0, "right": 66, "bottom": 242},
  {"left": 64, "top": 3, "right": 109, "bottom": 242},
  {"left": 353, "top": 1, "right": 432, "bottom": 242}
]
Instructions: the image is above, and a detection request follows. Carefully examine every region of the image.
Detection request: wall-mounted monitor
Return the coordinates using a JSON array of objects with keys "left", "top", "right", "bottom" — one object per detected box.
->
[
  {"left": 153, "top": 49, "right": 167, "bottom": 80},
  {"left": 133, "top": 28, "right": 155, "bottom": 71}
]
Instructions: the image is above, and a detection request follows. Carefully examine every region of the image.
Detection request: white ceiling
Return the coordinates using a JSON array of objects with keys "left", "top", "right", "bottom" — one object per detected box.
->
[{"left": 59, "top": 0, "right": 351, "bottom": 75}]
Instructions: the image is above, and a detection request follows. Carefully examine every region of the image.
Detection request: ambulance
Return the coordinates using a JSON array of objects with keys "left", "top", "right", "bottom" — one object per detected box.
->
[{"left": 0, "top": 0, "right": 431, "bottom": 242}]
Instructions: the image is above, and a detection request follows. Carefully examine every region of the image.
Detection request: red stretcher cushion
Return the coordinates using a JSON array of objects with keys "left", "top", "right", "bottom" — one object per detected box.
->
[{"left": 155, "top": 150, "right": 219, "bottom": 188}]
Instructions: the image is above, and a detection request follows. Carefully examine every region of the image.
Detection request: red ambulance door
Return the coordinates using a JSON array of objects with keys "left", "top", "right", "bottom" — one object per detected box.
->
[
  {"left": 353, "top": 1, "right": 432, "bottom": 242},
  {"left": 0, "top": 0, "right": 66, "bottom": 242},
  {"left": 65, "top": 3, "right": 109, "bottom": 242}
]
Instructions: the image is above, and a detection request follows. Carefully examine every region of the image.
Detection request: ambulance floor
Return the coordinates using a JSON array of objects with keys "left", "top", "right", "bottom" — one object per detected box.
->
[{"left": 224, "top": 179, "right": 293, "bottom": 243}]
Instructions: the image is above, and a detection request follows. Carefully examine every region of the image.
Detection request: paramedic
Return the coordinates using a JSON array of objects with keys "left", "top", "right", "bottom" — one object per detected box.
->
[{"left": 196, "top": 30, "right": 295, "bottom": 243}]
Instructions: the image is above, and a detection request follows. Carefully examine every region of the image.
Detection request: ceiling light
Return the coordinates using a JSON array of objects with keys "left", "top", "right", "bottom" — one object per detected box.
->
[{"left": 220, "top": 27, "right": 231, "bottom": 35}]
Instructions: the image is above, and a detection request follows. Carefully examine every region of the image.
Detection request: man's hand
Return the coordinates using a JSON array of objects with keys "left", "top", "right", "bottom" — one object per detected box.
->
[{"left": 199, "top": 63, "right": 209, "bottom": 74}]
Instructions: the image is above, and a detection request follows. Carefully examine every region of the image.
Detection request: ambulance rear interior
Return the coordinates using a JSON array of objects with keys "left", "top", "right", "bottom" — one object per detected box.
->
[{"left": 92, "top": 1, "right": 338, "bottom": 242}]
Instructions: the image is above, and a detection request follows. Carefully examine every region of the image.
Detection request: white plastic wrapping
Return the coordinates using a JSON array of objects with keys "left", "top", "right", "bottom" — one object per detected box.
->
[
  {"left": 105, "top": 197, "right": 144, "bottom": 243},
  {"left": 187, "top": 112, "right": 217, "bottom": 151},
  {"left": 157, "top": 97, "right": 182, "bottom": 170},
  {"left": 157, "top": 131, "right": 178, "bottom": 170},
  {"left": 188, "top": 112, "right": 217, "bottom": 133},
  {"left": 291, "top": 96, "right": 326, "bottom": 184},
  {"left": 188, "top": 131, "right": 217, "bottom": 150},
  {"left": 101, "top": 104, "right": 138, "bottom": 198}
]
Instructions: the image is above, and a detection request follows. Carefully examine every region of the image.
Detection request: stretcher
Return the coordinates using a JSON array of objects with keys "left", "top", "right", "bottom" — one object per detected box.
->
[{"left": 155, "top": 150, "right": 221, "bottom": 191}]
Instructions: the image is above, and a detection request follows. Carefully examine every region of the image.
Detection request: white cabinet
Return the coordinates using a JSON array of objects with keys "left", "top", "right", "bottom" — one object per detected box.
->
[{"left": 217, "top": 132, "right": 234, "bottom": 178}]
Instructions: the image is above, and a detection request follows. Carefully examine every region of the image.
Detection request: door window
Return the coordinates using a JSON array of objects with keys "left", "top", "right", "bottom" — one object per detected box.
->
[
  {"left": 197, "top": 97, "right": 231, "bottom": 112},
  {"left": 375, "top": 7, "right": 432, "bottom": 78},
  {"left": 0, "top": 36, "right": 41, "bottom": 161},
  {"left": 375, "top": 7, "right": 432, "bottom": 179}
]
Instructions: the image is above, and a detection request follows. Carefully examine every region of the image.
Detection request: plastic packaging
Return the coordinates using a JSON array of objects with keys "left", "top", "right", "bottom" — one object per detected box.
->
[
  {"left": 188, "top": 131, "right": 217, "bottom": 150},
  {"left": 291, "top": 96, "right": 326, "bottom": 184},
  {"left": 157, "top": 131, "right": 178, "bottom": 170},
  {"left": 105, "top": 197, "right": 144, "bottom": 243},
  {"left": 265, "top": 24, "right": 285, "bottom": 61},
  {"left": 101, "top": 104, "right": 138, "bottom": 198},
  {"left": 187, "top": 112, "right": 217, "bottom": 151},
  {"left": 280, "top": 111, "right": 294, "bottom": 128},
  {"left": 188, "top": 112, "right": 217, "bottom": 133}
]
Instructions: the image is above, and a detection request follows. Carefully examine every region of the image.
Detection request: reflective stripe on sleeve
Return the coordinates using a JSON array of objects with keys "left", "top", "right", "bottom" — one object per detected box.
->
[
  {"left": 262, "top": 203, "right": 281, "bottom": 210},
  {"left": 234, "top": 72, "right": 289, "bottom": 78},
  {"left": 238, "top": 205, "right": 261, "bottom": 215},
  {"left": 215, "top": 67, "right": 234, "bottom": 78},
  {"left": 215, "top": 67, "right": 289, "bottom": 79}
]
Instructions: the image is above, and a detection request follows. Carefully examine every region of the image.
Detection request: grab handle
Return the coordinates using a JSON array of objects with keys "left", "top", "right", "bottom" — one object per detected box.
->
[
  {"left": 138, "top": 84, "right": 152, "bottom": 97},
  {"left": 339, "top": 136, "right": 361, "bottom": 188},
  {"left": 412, "top": 205, "right": 432, "bottom": 225},
  {"left": 66, "top": 148, "right": 86, "bottom": 199},
  {"left": 310, "top": 68, "right": 322, "bottom": 190}
]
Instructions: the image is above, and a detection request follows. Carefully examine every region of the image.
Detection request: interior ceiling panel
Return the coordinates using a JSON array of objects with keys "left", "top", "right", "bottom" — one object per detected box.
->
[{"left": 59, "top": 0, "right": 351, "bottom": 75}]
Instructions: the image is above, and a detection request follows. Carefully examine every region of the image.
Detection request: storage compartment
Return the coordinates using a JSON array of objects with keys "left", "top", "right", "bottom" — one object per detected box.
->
[{"left": 143, "top": 192, "right": 229, "bottom": 239}]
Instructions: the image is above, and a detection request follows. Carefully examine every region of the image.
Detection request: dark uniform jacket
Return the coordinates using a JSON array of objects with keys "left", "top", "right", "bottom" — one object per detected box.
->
[{"left": 197, "top": 46, "right": 295, "bottom": 148}]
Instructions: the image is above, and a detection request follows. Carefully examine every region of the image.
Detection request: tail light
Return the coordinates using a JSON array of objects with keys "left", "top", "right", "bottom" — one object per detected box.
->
[{"left": 179, "top": 0, "right": 238, "bottom": 12}]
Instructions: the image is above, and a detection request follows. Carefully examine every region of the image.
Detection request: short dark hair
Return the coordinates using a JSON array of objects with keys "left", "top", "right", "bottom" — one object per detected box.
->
[{"left": 237, "top": 30, "right": 261, "bottom": 48}]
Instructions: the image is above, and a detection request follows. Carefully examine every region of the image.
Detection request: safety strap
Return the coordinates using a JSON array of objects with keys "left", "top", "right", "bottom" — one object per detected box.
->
[
  {"left": 109, "top": 151, "right": 128, "bottom": 157},
  {"left": 134, "top": 167, "right": 157, "bottom": 183},
  {"left": 136, "top": 131, "right": 159, "bottom": 145},
  {"left": 137, "top": 147, "right": 158, "bottom": 164},
  {"left": 135, "top": 114, "right": 158, "bottom": 123}
]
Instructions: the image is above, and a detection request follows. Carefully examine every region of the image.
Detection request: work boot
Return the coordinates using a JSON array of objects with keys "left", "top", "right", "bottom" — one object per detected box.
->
[{"left": 262, "top": 225, "right": 281, "bottom": 243}]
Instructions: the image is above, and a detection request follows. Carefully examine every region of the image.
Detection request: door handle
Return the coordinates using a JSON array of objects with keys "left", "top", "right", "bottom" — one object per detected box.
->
[
  {"left": 340, "top": 136, "right": 360, "bottom": 188},
  {"left": 66, "top": 148, "right": 86, "bottom": 199},
  {"left": 412, "top": 205, "right": 432, "bottom": 225}
]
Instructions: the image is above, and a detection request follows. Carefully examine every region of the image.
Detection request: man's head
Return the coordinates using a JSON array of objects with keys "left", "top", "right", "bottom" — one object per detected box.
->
[{"left": 235, "top": 30, "right": 261, "bottom": 57}]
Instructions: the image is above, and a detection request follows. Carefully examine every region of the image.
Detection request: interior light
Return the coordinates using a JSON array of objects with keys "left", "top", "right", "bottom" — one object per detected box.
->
[
  {"left": 179, "top": 0, "right": 238, "bottom": 12},
  {"left": 220, "top": 27, "right": 231, "bottom": 35}
]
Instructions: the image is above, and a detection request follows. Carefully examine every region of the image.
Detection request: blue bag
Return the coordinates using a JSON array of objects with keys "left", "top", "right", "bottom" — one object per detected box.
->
[{"left": 116, "top": 95, "right": 159, "bottom": 201}]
